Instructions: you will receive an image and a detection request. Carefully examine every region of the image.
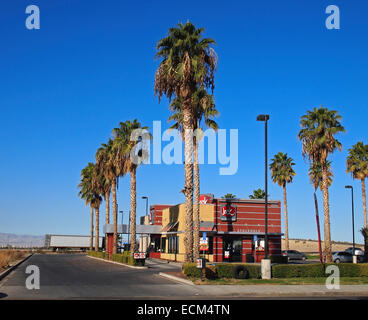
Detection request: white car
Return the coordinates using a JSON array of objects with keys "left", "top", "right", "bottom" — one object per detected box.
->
[{"left": 345, "top": 247, "right": 364, "bottom": 256}]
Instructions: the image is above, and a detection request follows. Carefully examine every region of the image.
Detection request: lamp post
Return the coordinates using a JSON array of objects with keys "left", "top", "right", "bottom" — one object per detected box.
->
[
  {"left": 345, "top": 185, "right": 356, "bottom": 261},
  {"left": 142, "top": 196, "right": 149, "bottom": 219},
  {"left": 119, "top": 210, "right": 123, "bottom": 250},
  {"left": 128, "top": 210, "right": 131, "bottom": 247},
  {"left": 257, "top": 114, "right": 270, "bottom": 259}
]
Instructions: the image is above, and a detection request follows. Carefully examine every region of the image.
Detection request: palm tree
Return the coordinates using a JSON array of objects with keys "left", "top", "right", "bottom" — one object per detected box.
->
[
  {"left": 298, "top": 106, "right": 345, "bottom": 262},
  {"left": 249, "top": 189, "right": 267, "bottom": 199},
  {"left": 270, "top": 152, "right": 296, "bottom": 250},
  {"left": 223, "top": 193, "right": 236, "bottom": 199},
  {"left": 360, "top": 227, "right": 368, "bottom": 258},
  {"left": 309, "top": 160, "right": 333, "bottom": 192},
  {"left": 347, "top": 142, "right": 368, "bottom": 228},
  {"left": 78, "top": 163, "right": 95, "bottom": 251},
  {"left": 168, "top": 88, "right": 219, "bottom": 260},
  {"left": 155, "top": 22, "right": 217, "bottom": 262},
  {"left": 113, "top": 119, "right": 149, "bottom": 255},
  {"left": 78, "top": 162, "right": 103, "bottom": 251},
  {"left": 96, "top": 139, "right": 121, "bottom": 254}
]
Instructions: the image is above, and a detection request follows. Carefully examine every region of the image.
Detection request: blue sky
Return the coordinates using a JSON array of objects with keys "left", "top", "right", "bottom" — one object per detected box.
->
[{"left": 0, "top": 0, "right": 367, "bottom": 243}]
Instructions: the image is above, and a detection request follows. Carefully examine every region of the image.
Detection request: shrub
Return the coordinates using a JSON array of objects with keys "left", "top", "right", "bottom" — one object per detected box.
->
[
  {"left": 272, "top": 264, "right": 325, "bottom": 278},
  {"left": 111, "top": 252, "right": 145, "bottom": 266},
  {"left": 87, "top": 251, "right": 106, "bottom": 259},
  {"left": 272, "top": 263, "right": 368, "bottom": 278},
  {"left": 270, "top": 255, "right": 288, "bottom": 264},
  {"left": 325, "top": 263, "right": 368, "bottom": 277},
  {"left": 215, "top": 263, "right": 261, "bottom": 279},
  {"left": 183, "top": 263, "right": 202, "bottom": 278}
]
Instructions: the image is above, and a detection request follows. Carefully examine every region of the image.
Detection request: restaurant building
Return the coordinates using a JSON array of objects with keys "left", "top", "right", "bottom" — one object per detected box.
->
[{"left": 143, "top": 194, "right": 283, "bottom": 263}]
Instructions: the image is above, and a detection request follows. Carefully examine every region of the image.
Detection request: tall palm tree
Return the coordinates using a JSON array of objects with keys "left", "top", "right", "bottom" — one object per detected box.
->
[
  {"left": 270, "top": 152, "right": 296, "bottom": 250},
  {"left": 112, "top": 119, "right": 149, "bottom": 255},
  {"left": 298, "top": 106, "right": 345, "bottom": 262},
  {"left": 155, "top": 22, "right": 217, "bottom": 262},
  {"left": 309, "top": 160, "right": 333, "bottom": 192},
  {"left": 168, "top": 88, "right": 219, "bottom": 260},
  {"left": 347, "top": 141, "right": 368, "bottom": 228},
  {"left": 96, "top": 139, "right": 121, "bottom": 254},
  {"left": 360, "top": 227, "right": 368, "bottom": 257},
  {"left": 78, "top": 162, "right": 103, "bottom": 251},
  {"left": 249, "top": 189, "right": 267, "bottom": 199},
  {"left": 78, "top": 163, "right": 95, "bottom": 251}
]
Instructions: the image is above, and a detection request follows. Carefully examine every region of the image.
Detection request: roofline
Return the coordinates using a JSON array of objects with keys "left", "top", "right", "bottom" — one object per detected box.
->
[{"left": 45, "top": 234, "right": 103, "bottom": 238}]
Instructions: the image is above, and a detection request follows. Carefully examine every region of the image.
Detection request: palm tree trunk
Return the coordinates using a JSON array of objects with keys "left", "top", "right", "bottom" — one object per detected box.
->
[
  {"left": 362, "top": 178, "right": 367, "bottom": 229},
  {"left": 112, "top": 178, "right": 118, "bottom": 254},
  {"left": 105, "top": 189, "right": 110, "bottom": 225},
  {"left": 322, "top": 165, "right": 332, "bottom": 263},
  {"left": 183, "top": 98, "right": 194, "bottom": 262},
  {"left": 193, "top": 136, "right": 200, "bottom": 260},
  {"left": 94, "top": 206, "right": 100, "bottom": 251},
  {"left": 283, "top": 185, "right": 289, "bottom": 250},
  {"left": 130, "top": 167, "right": 137, "bottom": 255},
  {"left": 90, "top": 206, "right": 94, "bottom": 251}
]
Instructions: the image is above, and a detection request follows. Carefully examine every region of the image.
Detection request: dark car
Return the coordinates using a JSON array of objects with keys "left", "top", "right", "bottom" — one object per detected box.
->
[{"left": 282, "top": 250, "right": 307, "bottom": 261}]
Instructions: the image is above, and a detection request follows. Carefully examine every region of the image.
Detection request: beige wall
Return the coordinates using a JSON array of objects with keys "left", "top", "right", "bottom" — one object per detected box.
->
[{"left": 160, "top": 204, "right": 214, "bottom": 260}]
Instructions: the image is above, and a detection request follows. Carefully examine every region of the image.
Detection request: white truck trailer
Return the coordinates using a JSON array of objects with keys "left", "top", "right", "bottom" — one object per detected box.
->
[{"left": 44, "top": 234, "right": 104, "bottom": 251}]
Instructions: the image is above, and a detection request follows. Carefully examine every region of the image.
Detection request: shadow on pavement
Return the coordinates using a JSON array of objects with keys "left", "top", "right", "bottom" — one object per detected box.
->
[{"left": 0, "top": 292, "right": 8, "bottom": 299}]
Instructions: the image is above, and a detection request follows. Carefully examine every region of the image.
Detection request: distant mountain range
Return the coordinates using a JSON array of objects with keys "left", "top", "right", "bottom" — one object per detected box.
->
[{"left": 0, "top": 232, "right": 45, "bottom": 248}]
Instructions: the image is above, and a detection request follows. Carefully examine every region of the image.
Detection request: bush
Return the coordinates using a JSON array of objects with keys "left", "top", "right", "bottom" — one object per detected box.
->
[
  {"left": 272, "top": 264, "right": 325, "bottom": 278},
  {"left": 215, "top": 263, "right": 261, "bottom": 279},
  {"left": 272, "top": 263, "right": 368, "bottom": 278},
  {"left": 270, "top": 255, "right": 288, "bottom": 264},
  {"left": 87, "top": 251, "right": 106, "bottom": 259},
  {"left": 183, "top": 263, "right": 202, "bottom": 278},
  {"left": 325, "top": 263, "right": 368, "bottom": 277},
  {"left": 111, "top": 252, "right": 145, "bottom": 266}
]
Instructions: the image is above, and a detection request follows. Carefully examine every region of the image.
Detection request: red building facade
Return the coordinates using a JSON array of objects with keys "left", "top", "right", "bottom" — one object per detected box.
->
[{"left": 146, "top": 195, "right": 282, "bottom": 263}]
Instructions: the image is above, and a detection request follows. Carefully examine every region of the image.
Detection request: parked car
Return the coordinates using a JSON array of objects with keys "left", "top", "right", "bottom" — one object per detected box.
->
[
  {"left": 345, "top": 247, "right": 364, "bottom": 256},
  {"left": 332, "top": 251, "right": 354, "bottom": 263},
  {"left": 282, "top": 250, "right": 307, "bottom": 261}
]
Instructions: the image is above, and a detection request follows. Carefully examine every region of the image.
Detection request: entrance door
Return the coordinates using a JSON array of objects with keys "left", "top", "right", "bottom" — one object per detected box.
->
[{"left": 223, "top": 237, "right": 242, "bottom": 262}]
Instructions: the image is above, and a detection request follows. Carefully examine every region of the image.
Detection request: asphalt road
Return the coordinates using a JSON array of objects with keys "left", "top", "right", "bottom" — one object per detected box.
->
[
  {"left": 0, "top": 254, "right": 200, "bottom": 299},
  {"left": 1, "top": 254, "right": 368, "bottom": 300}
]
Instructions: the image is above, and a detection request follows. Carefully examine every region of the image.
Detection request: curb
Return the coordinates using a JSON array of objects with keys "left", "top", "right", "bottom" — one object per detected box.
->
[
  {"left": 86, "top": 255, "right": 148, "bottom": 269},
  {"left": 0, "top": 253, "right": 33, "bottom": 281},
  {"left": 158, "top": 272, "right": 195, "bottom": 286}
]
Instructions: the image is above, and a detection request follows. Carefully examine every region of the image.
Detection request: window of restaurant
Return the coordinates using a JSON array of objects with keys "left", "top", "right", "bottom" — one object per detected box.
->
[
  {"left": 161, "top": 237, "right": 166, "bottom": 253},
  {"left": 168, "top": 236, "right": 179, "bottom": 254}
]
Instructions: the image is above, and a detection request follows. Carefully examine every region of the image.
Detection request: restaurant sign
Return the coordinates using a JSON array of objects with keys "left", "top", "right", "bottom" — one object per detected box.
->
[
  {"left": 220, "top": 203, "right": 237, "bottom": 221},
  {"left": 199, "top": 194, "right": 214, "bottom": 204}
]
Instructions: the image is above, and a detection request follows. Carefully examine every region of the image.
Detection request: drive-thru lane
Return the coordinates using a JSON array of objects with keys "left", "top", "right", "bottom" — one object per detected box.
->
[
  {"left": 1, "top": 254, "right": 368, "bottom": 299},
  {"left": 0, "top": 254, "right": 198, "bottom": 299}
]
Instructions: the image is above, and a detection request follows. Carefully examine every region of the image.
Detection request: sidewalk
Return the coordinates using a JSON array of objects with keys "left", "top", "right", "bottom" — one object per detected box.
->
[
  {"left": 158, "top": 272, "right": 368, "bottom": 297},
  {"left": 193, "top": 284, "right": 368, "bottom": 298}
]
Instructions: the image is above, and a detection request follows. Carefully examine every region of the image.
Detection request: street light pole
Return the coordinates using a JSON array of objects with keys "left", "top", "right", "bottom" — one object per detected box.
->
[
  {"left": 142, "top": 196, "right": 149, "bottom": 219},
  {"left": 345, "top": 185, "right": 355, "bottom": 259},
  {"left": 119, "top": 210, "right": 123, "bottom": 250},
  {"left": 257, "top": 114, "right": 270, "bottom": 259},
  {"left": 128, "top": 210, "right": 131, "bottom": 247}
]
